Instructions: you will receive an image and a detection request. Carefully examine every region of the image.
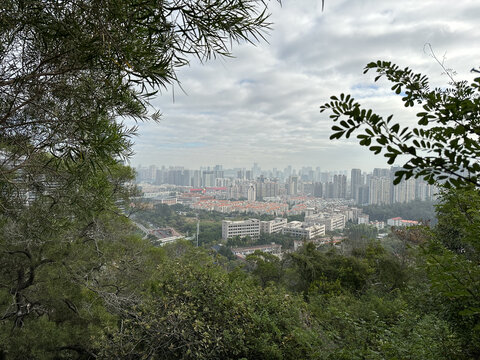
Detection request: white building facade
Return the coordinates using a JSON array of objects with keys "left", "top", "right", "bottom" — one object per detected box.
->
[
  {"left": 282, "top": 221, "right": 325, "bottom": 239},
  {"left": 260, "top": 218, "right": 288, "bottom": 234},
  {"left": 222, "top": 219, "right": 261, "bottom": 240}
]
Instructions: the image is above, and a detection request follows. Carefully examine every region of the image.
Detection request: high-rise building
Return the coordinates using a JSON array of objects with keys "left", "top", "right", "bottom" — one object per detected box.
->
[
  {"left": 416, "top": 180, "right": 436, "bottom": 200},
  {"left": 247, "top": 184, "right": 256, "bottom": 201},
  {"left": 393, "top": 178, "right": 416, "bottom": 203},
  {"left": 192, "top": 170, "right": 201, "bottom": 187},
  {"left": 148, "top": 165, "right": 157, "bottom": 183},
  {"left": 357, "top": 185, "right": 369, "bottom": 205},
  {"left": 154, "top": 168, "right": 165, "bottom": 185},
  {"left": 323, "top": 182, "right": 335, "bottom": 199},
  {"left": 320, "top": 172, "right": 330, "bottom": 183},
  {"left": 202, "top": 171, "right": 215, "bottom": 187},
  {"left": 182, "top": 169, "right": 191, "bottom": 186},
  {"left": 252, "top": 162, "right": 260, "bottom": 178},
  {"left": 264, "top": 181, "right": 279, "bottom": 197},
  {"left": 373, "top": 168, "right": 391, "bottom": 178},
  {"left": 227, "top": 184, "right": 241, "bottom": 199},
  {"left": 313, "top": 182, "right": 323, "bottom": 198},
  {"left": 369, "top": 176, "right": 392, "bottom": 205},
  {"left": 302, "top": 182, "right": 314, "bottom": 196},
  {"left": 351, "top": 168, "right": 362, "bottom": 203},
  {"left": 289, "top": 176, "right": 299, "bottom": 195},
  {"left": 256, "top": 181, "right": 266, "bottom": 199},
  {"left": 214, "top": 170, "right": 224, "bottom": 179},
  {"left": 284, "top": 165, "right": 292, "bottom": 178},
  {"left": 333, "top": 174, "right": 347, "bottom": 199}
]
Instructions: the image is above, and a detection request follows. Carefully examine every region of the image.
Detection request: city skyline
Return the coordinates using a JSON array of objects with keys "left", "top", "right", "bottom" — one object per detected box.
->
[
  {"left": 135, "top": 163, "right": 436, "bottom": 206},
  {"left": 135, "top": 162, "right": 363, "bottom": 176},
  {"left": 129, "top": 0, "right": 480, "bottom": 170},
  {"left": 134, "top": 162, "right": 404, "bottom": 176}
]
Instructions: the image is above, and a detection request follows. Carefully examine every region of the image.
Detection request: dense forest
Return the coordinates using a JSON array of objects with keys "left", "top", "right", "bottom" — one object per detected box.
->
[{"left": 1, "top": 1, "right": 479, "bottom": 359}]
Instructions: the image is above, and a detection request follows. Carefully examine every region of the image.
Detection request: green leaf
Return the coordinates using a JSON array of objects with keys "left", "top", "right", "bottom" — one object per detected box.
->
[{"left": 391, "top": 124, "right": 400, "bottom": 133}]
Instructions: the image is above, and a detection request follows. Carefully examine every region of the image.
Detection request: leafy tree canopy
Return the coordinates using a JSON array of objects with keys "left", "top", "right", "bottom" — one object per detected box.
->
[
  {"left": 322, "top": 59, "right": 480, "bottom": 359},
  {"left": 101, "top": 243, "right": 323, "bottom": 360},
  {"left": 1, "top": 0, "right": 273, "bottom": 170},
  {"left": 0, "top": 1, "right": 274, "bottom": 358},
  {"left": 321, "top": 61, "right": 480, "bottom": 188}
]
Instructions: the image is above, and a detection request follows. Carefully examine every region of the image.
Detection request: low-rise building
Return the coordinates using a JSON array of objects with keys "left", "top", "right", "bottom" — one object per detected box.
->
[
  {"left": 260, "top": 218, "right": 287, "bottom": 234},
  {"left": 313, "top": 214, "right": 346, "bottom": 231},
  {"left": 160, "top": 197, "right": 177, "bottom": 205},
  {"left": 149, "top": 227, "right": 184, "bottom": 246},
  {"left": 370, "top": 220, "right": 385, "bottom": 230},
  {"left": 387, "top": 217, "right": 419, "bottom": 227},
  {"left": 357, "top": 214, "right": 370, "bottom": 224},
  {"left": 231, "top": 243, "right": 282, "bottom": 259},
  {"left": 282, "top": 221, "right": 325, "bottom": 239},
  {"left": 222, "top": 218, "right": 261, "bottom": 240}
]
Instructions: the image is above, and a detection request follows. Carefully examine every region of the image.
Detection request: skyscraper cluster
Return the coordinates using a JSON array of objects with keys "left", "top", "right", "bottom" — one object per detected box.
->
[{"left": 134, "top": 164, "right": 436, "bottom": 205}]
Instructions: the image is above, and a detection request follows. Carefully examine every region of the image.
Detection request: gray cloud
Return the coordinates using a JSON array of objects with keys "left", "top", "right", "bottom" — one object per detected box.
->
[{"left": 130, "top": 0, "right": 480, "bottom": 171}]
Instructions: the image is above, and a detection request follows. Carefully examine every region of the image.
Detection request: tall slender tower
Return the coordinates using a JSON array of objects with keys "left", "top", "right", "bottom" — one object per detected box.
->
[{"left": 351, "top": 168, "right": 362, "bottom": 203}]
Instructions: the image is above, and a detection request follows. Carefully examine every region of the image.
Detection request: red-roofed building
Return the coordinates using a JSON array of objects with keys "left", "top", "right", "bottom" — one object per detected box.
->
[{"left": 387, "top": 217, "right": 419, "bottom": 227}]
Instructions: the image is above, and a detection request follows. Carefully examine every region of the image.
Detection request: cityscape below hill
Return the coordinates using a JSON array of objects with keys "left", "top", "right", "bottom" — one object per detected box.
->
[{"left": 134, "top": 163, "right": 437, "bottom": 206}]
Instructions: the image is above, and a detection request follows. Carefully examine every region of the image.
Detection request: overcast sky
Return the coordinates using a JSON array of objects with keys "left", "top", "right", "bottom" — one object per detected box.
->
[{"left": 130, "top": 0, "right": 480, "bottom": 172}]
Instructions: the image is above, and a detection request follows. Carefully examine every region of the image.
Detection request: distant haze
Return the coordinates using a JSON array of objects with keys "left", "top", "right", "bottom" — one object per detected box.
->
[{"left": 129, "top": 0, "right": 480, "bottom": 171}]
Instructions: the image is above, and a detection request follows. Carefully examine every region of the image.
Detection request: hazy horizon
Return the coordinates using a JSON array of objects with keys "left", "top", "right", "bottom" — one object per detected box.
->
[{"left": 129, "top": 0, "right": 480, "bottom": 171}]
